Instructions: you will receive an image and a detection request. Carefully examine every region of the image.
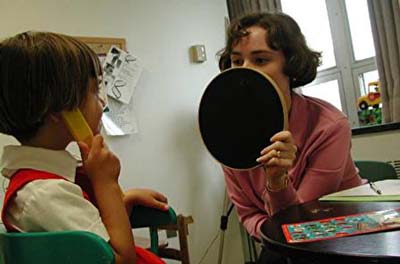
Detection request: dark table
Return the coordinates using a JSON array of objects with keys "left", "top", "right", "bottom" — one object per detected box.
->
[{"left": 260, "top": 200, "right": 400, "bottom": 264}]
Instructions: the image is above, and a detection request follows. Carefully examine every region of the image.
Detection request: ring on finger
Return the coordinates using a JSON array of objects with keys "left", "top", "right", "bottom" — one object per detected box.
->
[{"left": 276, "top": 150, "right": 281, "bottom": 159}]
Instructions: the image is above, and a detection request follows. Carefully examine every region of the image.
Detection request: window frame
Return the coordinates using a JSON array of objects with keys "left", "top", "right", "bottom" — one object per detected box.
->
[{"left": 282, "top": 0, "right": 378, "bottom": 128}]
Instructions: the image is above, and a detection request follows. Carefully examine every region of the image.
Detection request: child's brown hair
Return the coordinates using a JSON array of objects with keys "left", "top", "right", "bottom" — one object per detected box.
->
[{"left": 0, "top": 31, "right": 102, "bottom": 142}]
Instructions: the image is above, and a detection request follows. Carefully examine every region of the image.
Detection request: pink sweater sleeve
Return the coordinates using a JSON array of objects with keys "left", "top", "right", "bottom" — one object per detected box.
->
[
  {"left": 266, "top": 118, "right": 358, "bottom": 214},
  {"left": 224, "top": 118, "right": 361, "bottom": 238},
  {"left": 223, "top": 168, "right": 267, "bottom": 239}
]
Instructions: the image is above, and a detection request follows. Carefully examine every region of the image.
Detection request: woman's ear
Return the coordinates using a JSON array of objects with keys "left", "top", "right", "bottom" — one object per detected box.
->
[{"left": 219, "top": 53, "right": 231, "bottom": 71}]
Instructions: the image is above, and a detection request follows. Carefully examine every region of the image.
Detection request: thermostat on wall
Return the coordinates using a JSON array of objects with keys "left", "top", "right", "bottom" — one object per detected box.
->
[{"left": 190, "top": 45, "right": 207, "bottom": 63}]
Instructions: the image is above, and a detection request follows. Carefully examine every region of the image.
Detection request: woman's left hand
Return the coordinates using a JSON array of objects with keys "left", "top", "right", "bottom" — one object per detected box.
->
[
  {"left": 124, "top": 189, "right": 169, "bottom": 215},
  {"left": 256, "top": 131, "right": 297, "bottom": 190}
]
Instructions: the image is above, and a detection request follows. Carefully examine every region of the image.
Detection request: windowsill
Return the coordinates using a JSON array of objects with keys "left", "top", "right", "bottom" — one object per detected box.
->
[{"left": 352, "top": 122, "right": 400, "bottom": 136}]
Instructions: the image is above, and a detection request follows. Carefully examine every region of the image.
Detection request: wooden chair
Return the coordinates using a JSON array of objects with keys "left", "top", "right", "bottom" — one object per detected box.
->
[
  {"left": 156, "top": 214, "right": 193, "bottom": 264},
  {"left": 132, "top": 206, "right": 193, "bottom": 264},
  {"left": 130, "top": 205, "right": 177, "bottom": 254}
]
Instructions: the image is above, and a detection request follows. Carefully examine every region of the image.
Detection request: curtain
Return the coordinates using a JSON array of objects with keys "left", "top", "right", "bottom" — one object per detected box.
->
[
  {"left": 368, "top": 0, "right": 400, "bottom": 123},
  {"left": 226, "top": 0, "right": 281, "bottom": 21}
]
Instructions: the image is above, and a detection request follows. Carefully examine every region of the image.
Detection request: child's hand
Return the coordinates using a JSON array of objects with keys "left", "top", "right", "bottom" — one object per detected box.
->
[
  {"left": 78, "top": 134, "right": 121, "bottom": 185},
  {"left": 124, "top": 189, "right": 169, "bottom": 214}
]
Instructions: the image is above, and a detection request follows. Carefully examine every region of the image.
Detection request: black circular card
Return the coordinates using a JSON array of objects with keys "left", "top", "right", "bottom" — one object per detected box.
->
[{"left": 198, "top": 68, "right": 287, "bottom": 170}]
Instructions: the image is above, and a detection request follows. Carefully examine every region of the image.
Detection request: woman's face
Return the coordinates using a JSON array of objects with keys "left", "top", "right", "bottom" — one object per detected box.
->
[{"left": 230, "top": 26, "right": 291, "bottom": 108}]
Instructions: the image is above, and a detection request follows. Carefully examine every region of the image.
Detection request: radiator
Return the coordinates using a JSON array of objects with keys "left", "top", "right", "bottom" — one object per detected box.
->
[{"left": 388, "top": 160, "right": 400, "bottom": 178}]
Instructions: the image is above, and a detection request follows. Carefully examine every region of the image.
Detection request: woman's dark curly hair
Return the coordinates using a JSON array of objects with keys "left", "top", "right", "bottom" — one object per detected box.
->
[{"left": 218, "top": 12, "right": 321, "bottom": 89}]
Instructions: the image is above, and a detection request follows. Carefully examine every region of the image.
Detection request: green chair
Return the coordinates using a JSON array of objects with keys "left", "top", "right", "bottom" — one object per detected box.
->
[
  {"left": 130, "top": 205, "right": 177, "bottom": 255},
  {"left": 0, "top": 206, "right": 177, "bottom": 264},
  {"left": 354, "top": 160, "right": 397, "bottom": 182}
]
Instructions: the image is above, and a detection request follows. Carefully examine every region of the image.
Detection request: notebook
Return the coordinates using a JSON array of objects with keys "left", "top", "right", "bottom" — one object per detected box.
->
[{"left": 319, "top": 179, "right": 400, "bottom": 202}]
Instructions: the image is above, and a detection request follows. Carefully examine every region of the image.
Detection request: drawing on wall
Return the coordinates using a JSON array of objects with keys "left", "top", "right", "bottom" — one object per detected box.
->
[
  {"left": 77, "top": 37, "right": 141, "bottom": 136},
  {"left": 103, "top": 45, "right": 143, "bottom": 104},
  {"left": 102, "top": 97, "right": 139, "bottom": 136}
]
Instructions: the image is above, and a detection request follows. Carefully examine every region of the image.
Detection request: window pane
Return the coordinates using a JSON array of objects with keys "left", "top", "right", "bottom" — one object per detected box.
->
[
  {"left": 281, "top": 0, "right": 335, "bottom": 70},
  {"left": 345, "top": 0, "right": 375, "bottom": 60},
  {"left": 299, "top": 80, "right": 342, "bottom": 111},
  {"left": 358, "top": 70, "right": 379, "bottom": 96},
  {"left": 356, "top": 70, "right": 381, "bottom": 111},
  {"left": 356, "top": 70, "right": 382, "bottom": 126}
]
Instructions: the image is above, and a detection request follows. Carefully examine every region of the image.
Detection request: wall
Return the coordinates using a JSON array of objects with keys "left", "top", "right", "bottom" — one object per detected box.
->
[
  {"left": 351, "top": 130, "right": 400, "bottom": 162},
  {"left": 0, "top": 1, "right": 241, "bottom": 263}
]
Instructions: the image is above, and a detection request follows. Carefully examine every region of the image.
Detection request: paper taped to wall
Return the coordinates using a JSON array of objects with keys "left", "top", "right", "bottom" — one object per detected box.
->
[{"left": 103, "top": 45, "right": 143, "bottom": 104}]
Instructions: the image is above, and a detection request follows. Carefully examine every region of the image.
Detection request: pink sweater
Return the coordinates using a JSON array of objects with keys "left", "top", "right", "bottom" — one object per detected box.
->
[{"left": 223, "top": 93, "right": 362, "bottom": 239}]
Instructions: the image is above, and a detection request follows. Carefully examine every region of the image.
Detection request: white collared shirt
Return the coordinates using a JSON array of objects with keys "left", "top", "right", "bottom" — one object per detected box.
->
[{"left": 1, "top": 145, "right": 110, "bottom": 241}]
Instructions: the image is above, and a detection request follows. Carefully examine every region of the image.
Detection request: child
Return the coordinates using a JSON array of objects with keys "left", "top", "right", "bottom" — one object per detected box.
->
[{"left": 0, "top": 31, "right": 167, "bottom": 264}]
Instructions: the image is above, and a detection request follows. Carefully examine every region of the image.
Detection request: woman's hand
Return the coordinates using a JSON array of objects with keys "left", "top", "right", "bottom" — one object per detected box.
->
[
  {"left": 256, "top": 131, "right": 297, "bottom": 190},
  {"left": 124, "top": 188, "right": 169, "bottom": 215},
  {"left": 78, "top": 134, "right": 121, "bottom": 185}
]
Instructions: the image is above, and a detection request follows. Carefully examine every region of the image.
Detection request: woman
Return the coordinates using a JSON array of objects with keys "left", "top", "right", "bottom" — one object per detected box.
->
[{"left": 218, "top": 12, "right": 362, "bottom": 263}]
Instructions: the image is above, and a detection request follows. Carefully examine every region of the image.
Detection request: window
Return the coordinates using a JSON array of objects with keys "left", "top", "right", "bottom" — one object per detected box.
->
[
  {"left": 281, "top": 0, "right": 379, "bottom": 128},
  {"left": 301, "top": 80, "right": 342, "bottom": 111},
  {"left": 280, "top": 0, "right": 336, "bottom": 70},
  {"left": 345, "top": 0, "right": 375, "bottom": 61}
]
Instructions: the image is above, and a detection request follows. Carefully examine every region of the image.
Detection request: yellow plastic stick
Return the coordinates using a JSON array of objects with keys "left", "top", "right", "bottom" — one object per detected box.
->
[
  {"left": 62, "top": 109, "right": 124, "bottom": 198},
  {"left": 61, "top": 109, "right": 93, "bottom": 145}
]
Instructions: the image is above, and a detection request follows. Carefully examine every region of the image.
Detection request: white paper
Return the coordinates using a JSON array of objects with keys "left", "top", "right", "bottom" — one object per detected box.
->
[
  {"left": 323, "top": 180, "right": 400, "bottom": 197},
  {"left": 102, "top": 97, "right": 138, "bottom": 136},
  {"left": 103, "top": 45, "right": 143, "bottom": 104}
]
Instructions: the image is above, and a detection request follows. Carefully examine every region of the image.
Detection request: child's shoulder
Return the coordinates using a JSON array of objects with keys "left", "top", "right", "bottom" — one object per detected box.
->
[
  {"left": 12, "top": 169, "right": 66, "bottom": 183},
  {"left": 8, "top": 169, "right": 82, "bottom": 202}
]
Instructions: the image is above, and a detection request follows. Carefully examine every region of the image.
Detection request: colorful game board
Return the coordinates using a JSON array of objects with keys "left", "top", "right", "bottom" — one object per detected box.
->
[{"left": 282, "top": 208, "right": 400, "bottom": 243}]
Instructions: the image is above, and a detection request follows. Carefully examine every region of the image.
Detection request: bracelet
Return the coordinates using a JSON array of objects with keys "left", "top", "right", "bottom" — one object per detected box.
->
[{"left": 266, "top": 173, "right": 289, "bottom": 192}]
